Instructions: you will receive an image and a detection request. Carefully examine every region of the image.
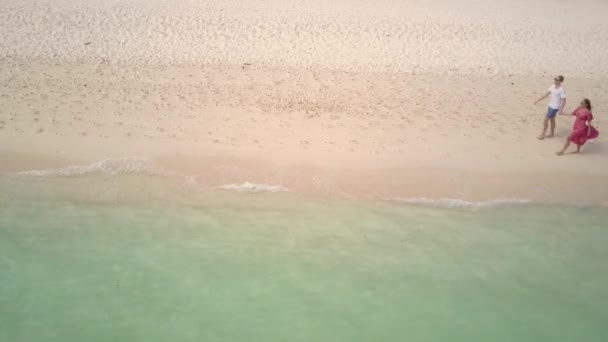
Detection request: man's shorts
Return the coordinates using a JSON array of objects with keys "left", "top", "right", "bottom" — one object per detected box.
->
[{"left": 546, "top": 107, "right": 559, "bottom": 119}]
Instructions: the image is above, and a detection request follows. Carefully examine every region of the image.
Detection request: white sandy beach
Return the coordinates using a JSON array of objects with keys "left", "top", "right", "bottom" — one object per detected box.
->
[{"left": 1, "top": 0, "right": 607, "bottom": 204}]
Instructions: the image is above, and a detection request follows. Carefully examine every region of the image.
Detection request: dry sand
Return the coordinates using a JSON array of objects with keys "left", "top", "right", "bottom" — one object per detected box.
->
[{"left": 1, "top": 0, "right": 607, "bottom": 205}]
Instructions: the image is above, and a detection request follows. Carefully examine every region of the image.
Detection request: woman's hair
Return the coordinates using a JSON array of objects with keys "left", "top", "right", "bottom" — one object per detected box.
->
[{"left": 582, "top": 98, "right": 592, "bottom": 110}]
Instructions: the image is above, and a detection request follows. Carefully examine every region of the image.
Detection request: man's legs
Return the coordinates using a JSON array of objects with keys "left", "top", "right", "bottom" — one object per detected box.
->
[
  {"left": 549, "top": 118, "right": 556, "bottom": 137},
  {"left": 538, "top": 117, "right": 549, "bottom": 140}
]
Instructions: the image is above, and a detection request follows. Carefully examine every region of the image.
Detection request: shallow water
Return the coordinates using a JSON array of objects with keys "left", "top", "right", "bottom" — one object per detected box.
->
[{"left": 1, "top": 173, "right": 607, "bottom": 341}]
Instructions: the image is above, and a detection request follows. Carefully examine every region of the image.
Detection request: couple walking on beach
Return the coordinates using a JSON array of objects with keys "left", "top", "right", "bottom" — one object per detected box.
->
[{"left": 534, "top": 75, "right": 599, "bottom": 155}]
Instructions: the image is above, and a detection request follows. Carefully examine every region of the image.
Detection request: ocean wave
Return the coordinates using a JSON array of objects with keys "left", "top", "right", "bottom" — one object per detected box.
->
[
  {"left": 215, "top": 182, "right": 289, "bottom": 193},
  {"left": 6, "top": 159, "right": 287, "bottom": 194},
  {"left": 9, "top": 157, "right": 163, "bottom": 177},
  {"left": 385, "top": 197, "right": 532, "bottom": 209}
]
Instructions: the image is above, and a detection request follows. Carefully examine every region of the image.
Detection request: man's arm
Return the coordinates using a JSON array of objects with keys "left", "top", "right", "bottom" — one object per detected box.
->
[
  {"left": 559, "top": 98, "right": 567, "bottom": 114},
  {"left": 534, "top": 91, "right": 550, "bottom": 105}
]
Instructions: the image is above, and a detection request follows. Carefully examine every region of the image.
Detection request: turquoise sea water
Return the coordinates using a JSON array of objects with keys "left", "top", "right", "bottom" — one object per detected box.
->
[{"left": 1, "top": 170, "right": 607, "bottom": 341}]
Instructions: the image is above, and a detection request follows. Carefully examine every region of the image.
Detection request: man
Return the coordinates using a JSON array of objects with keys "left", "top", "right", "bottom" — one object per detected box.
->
[{"left": 534, "top": 75, "right": 566, "bottom": 140}]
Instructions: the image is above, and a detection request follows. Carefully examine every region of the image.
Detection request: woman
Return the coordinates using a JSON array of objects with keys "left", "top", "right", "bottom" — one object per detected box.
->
[{"left": 556, "top": 98, "right": 599, "bottom": 155}]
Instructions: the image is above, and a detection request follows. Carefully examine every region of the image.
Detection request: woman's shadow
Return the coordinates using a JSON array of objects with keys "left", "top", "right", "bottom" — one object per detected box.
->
[
  {"left": 554, "top": 127, "right": 604, "bottom": 155},
  {"left": 580, "top": 140, "right": 605, "bottom": 155}
]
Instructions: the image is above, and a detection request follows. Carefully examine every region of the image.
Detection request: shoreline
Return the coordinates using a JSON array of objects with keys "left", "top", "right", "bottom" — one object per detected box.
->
[
  {"left": 1, "top": 61, "right": 607, "bottom": 206},
  {"left": 2, "top": 136, "right": 608, "bottom": 207}
]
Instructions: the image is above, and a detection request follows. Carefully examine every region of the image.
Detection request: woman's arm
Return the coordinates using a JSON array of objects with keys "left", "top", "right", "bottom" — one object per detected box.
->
[{"left": 564, "top": 107, "right": 578, "bottom": 116}]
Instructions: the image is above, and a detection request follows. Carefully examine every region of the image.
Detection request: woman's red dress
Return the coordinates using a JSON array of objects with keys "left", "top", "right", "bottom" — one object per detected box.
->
[{"left": 569, "top": 108, "right": 599, "bottom": 146}]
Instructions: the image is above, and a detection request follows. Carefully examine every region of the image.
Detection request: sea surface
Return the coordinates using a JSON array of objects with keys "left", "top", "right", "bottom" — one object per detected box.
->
[{"left": 1, "top": 160, "right": 607, "bottom": 341}]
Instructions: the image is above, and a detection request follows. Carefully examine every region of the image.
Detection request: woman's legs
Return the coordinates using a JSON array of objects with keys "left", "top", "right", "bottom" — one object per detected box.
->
[{"left": 556, "top": 137, "right": 571, "bottom": 155}]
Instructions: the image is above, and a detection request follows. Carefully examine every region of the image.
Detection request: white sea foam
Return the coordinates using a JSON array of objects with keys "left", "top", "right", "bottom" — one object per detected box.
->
[
  {"left": 10, "top": 157, "right": 161, "bottom": 177},
  {"left": 215, "top": 182, "right": 289, "bottom": 193},
  {"left": 9, "top": 160, "right": 285, "bottom": 193},
  {"left": 385, "top": 197, "right": 532, "bottom": 209}
]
